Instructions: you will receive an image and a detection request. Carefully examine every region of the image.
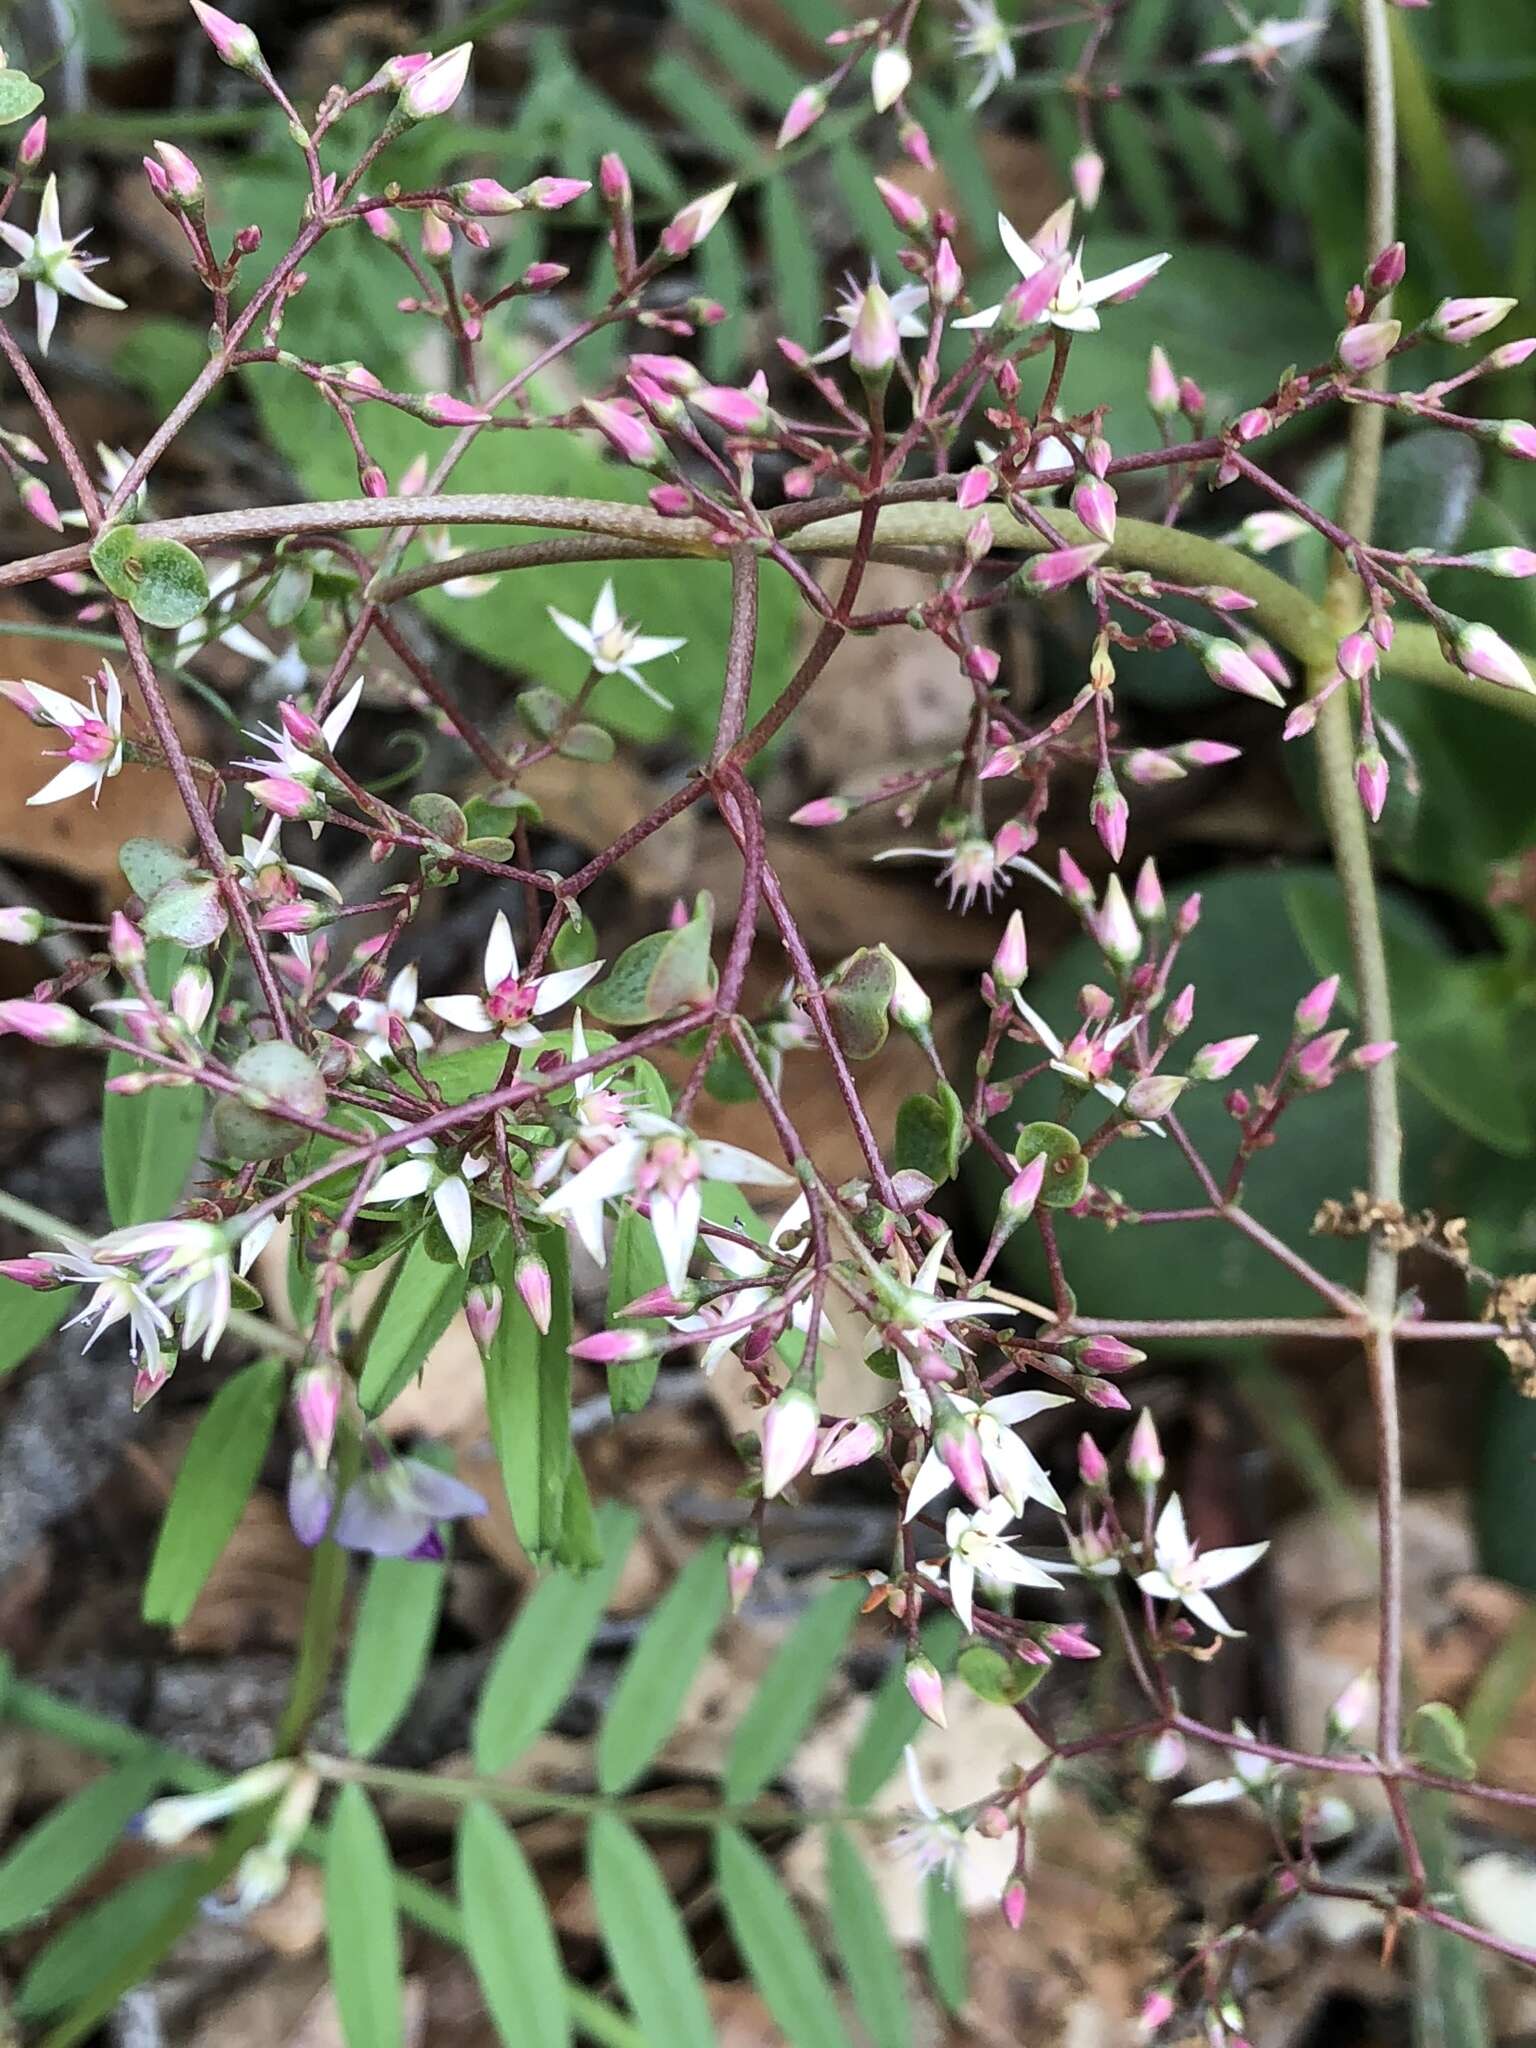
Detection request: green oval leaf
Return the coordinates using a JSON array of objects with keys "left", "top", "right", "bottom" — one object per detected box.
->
[
  {"left": 142, "top": 875, "right": 228, "bottom": 949},
  {"left": 823, "top": 947, "right": 896, "bottom": 1061},
  {"left": 716, "top": 1826, "right": 846, "bottom": 2048},
  {"left": 90, "top": 525, "right": 211, "bottom": 629},
  {"left": 825, "top": 1829, "right": 912, "bottom": 2048},
  {"left": 0, "top": 1759, "right": 162, "bottom": 1934},
  {"left": 894, "top": 1083, "right": 965, "bottom": 1186},
  {"left": 326, "top": 1784, "right": 404, "bottom": 2048},
  {"left": 119, "top": 838, "right": 198, "bottom": 902},
  {"left": 343, "top": 1550, "right": 447, "bottom": 1758},
  {"left": 458, "top": 1802, "right": 571, "bottom": 2048},
  {"left": 956, "top": 1641, "right": 1046, "bottom": 1706},
  {"left": 143, "top": 1357, "right": 286, "bottom": 1627},
  {"left": 1408, "top": 1701, "right": 1478, "bottom": 1781},
  {"left": 588, "top": 1814, "right": 715, "bottom": 2048},
  {"left": 1012, "top": 1121, "right": 1087, "bottom": 1208},
  {"left": 725, "top": 1582, "right": 862, "bottom": 1802},
  {"left": 596, "top": 1539, "right": 728, "bottom": 1794},
  {"left": 0, "top": 73, "right": 44, "bottom": 127},
  {"left": 473, "top": 1503, "right": 638, "bottom": 1772},
  {"left": 586, "top": 896, "right": 715, "bottom": 1026}
]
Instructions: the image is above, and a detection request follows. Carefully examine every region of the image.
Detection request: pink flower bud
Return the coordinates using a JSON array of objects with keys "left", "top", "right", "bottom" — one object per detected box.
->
[
  {"left": 1356, "top": 745, "right": 1388, "bottom": 821},
  {"left": 1335, "top": 317, "right": 1400, "bottom": 373},
  {"left": 466, "top": 1281, "right": 503, "bottom": 1352},
  {"left": 870, "top": 44, "right": 912, "bottom": 111},
  {"left": 581, "top": 397, "right": 664, "bottom": 468},
  {"left": 726, "top": 1537, "right": 761, "bottom": 1613},
  {"left": 1133, "top": 858, "right": 1165, "bottom": 925},
  {"left": 1327, "top": 1672, "right": 1374, "bottom": 1741},
  {"left": 849, "top": 281, "right": 902, "bottom": 382},
  {"left": 789, "top": 795, "right": 848, "bottom": 829},
  {"left": 1127, "top": 1409, "right": 1164, "bottom": 1487},
  {"left": 1078, "top": 1433, "right": 1109, "bottom": 1490},
  {"left": 1072, "top": 476, "right": 1117, "bottom": 545},
  {"left": 904, "top": 1652, "right": 946, "bottom": 1727},
  {"left": 660, "top": 183, "right": 736, "bottom": 258},
  {"left": 569, "top": 1329, "right": 654, "bottom": 1365},
  {"left": 1190, "top": 1033, "right": 1258, "bottom": 1083},
  {"left": 453, "top": 178, "right": 523, "bottom": 217},
  {"left": 1368, "top": 240, "right": 1406, "bottom": 292},
  {"left": 1088, "top": 774, "right": 1127, "bottom": 865},
  {"left": 1177, "top": 738, "right": 1242, "bottom": 768},
  {"left": 1162, "top": 984, "right": 1194, "bottom": 1039},
  {"left": 18, "top": 117, "right": 46, "bottom": 170},
  {"left": 1235, "top": 406, "right": 1272, "bottom": 442},
  {"left": 1451, "top": 618, "right": 1535, "bottom": 692},
  {"left": 629, "top": 352, "right": 702, "bottom": 393},
  {"left": 933, "top": 237, "right": 963, "bottom": 306},
  {"left": 1042, "top": 1622, "right": 1099, "bottom": 1659},
  {"left": 897, "top": 116, "right": 934, "bottom": 169},
  {"left": 1140, "top": 1990, "right": 1176, "bottom": 2035},
  {"left": 421, "top": 392, "right": 491, "bottom": 426},
  {"left": 812, "top": 1414, "right": 886, "bottom": 1475},
  {"left": 1000, "top": 1877, "right": 1028, "bottom": 1931},
  {"left": 690, "top": 383, "right": 774, "bottom": 434},
  {"left": 1487, "top": 337, "right": 1536, "bottom": 371},
  {"left": 190, "top": 0, "right": 261, "bottom": 70},
  {"left": 19, "top": 478, "right": 61, "bottom": 532},
  {"left": 0, "top": 1254, "right": 62, "bottom": 1289},
  {"left": 0, "top": 998, "right": 88, "bottom": 1045},
  {"left": 108, "top": 910, "right": 146, "bottom": 969},
  {"left": 1336, "top": 631, "right": 1376, "bottom": 682},
  {"left": 991, "top": 910, "right": 1029, "bottom": 990},
  {"left": 1024, "top": 540, "right": 1106, "bottom": 594},
  {"left": 1146, "top": 344, "right": 1178, "bottom": 415},
  {"left": 1092, "top": 874, "right": 1140, "bottom": 965},
  {"left": 761, "top": 1384, "right": 819, "bottom": 1498},
  {"left": 1057, "top": 849, "right": 1093, "bottom": 909},
  {"left": 364, "top": 207, "right": 400, "bottom": 244},
  {"left": 1079, "top": 1334, "right": 1145, "bottom": 1376},
  {"left": 776, "top": 84, "right": 827, "bottom": 149},
  {"left": 956, "top": 465, "right": 992, "bottom": 511},
  {"left": 1295, "top": 974, "right": 1339, "bottom": 1035},
  {"left": 1497, "top": 419, "right": 1536, "bottom": 461},
  {"left": 932, "top": 1395, "right": 989, "bottom": 1508},
  {"left": 133, "top": 1353, "right": 175, "bottom": 1411},
  {"left": 1461, "top": 546, "right": 1536, "bottom": 578},
  {"left": 526, "top": 176, "right": 590, "bottom": 211},
  {"left": 514, "top": 1252, "right": 552, "bottom": 1335},
  {"left": 399, "top": 42, "right": 471, "bottom": 122},
  {"left": 1071, "top": 148, "right": 1105, "bottom": 212},
  {"left": 1000, "top": 253, "right": 1068, "bottom": 332},
  {"left": 292, "top": 1364, "right": 345, "bottom": 1468},
  {"left": 0, "top": 906, "right": 44, "bottom": 944},
  {"left": 1197, "top": 634, "right": 1285, "bottom": 707},
  {"left": 248, "top": 775, "right": 324, "bottom": 822},
  {"left": 152, "top": 139, "right": 204, "bottom": 206},
  {"left": 1426, "top": 295, "right": 1517, "bottom": 345},
  {"left": 1294, "top": 1028, "right": 1348, "bottom": 1086},
  {"left": 1003, "top": 1153, "right": 1047, "bottom": 1224},
  {"left": 1351, "top": 1039, "right": 1396, "bottom": 1070},
  {"left": 1123, "top": 1072, "right": 1186, "bottom": 1120},
  {"left": 873, "top": 176, "right": 927, "bottom": 235}
]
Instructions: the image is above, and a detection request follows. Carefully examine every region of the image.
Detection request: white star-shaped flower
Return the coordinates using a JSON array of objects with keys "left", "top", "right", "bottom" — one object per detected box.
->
[
  {"left": 368, "top": 1136, "right": 490, "bottom": 1266},
  {"left": 0, "top": 175, "right": 127, "bottom": 356},
  {"left": 425, "top": 910, "right": 603, "bottom": 1048},
  {"left": 811, "top": 271, "right": 928, "bottom": 365},
  {"left": 1135, "top": 1493, "right": 1268, "bottom": 1638},
  {"left": 328, "top": 961, "right": 432, "bottom": 1065},
  {"left": 953, "top": 0, "right": 1019, "bottom": 108},
  {"left": 905, "top": 1388, "right": 1069, "bottom": 1522},
  {"left": 954, "top": 202, "right": 1169, "bottom": 335},
  {"left": 13, "top": 663, "right": 125, "bottom": 807},
  {"left": 944, "top": 1495, "right": 1067, "bottom": 1632},
  {"left": 546, "top": 582, "right": 686, "bottom": 708}
]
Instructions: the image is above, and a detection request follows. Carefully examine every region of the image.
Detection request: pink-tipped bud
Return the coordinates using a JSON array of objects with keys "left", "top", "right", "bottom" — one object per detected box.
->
[
  {"left": 1139, "top": 1990, "right": 1176, "bottom": 2035},
  {"left": 452, "top": 178, "right": 523, "bottom": 217},
  {"left": 0, "top": 998, "right": 88, "bottom": 1045},
  {"left": 932, "top": 1395, "right": 989, "bottom": 1509},
  {"left": 1146, "top": 344, "right": 1178, "bottom": 416},
  {"left": 248, "top": 775, "right": 324, "bottom": 822},
  {"left": 904, "top": 1652, "right": 946, "bottom": 1727},
  {"left": 581, "top": 397, "right": 664, "bottom": 469},
  {"left": 1451, "top": 618, "right": 1535, "bottom": 693},
  {"left": 1078, "top": 1433, "right": 1109, "bottom": 1490},
  {"left": 514, "top": 1252, "right": 552, "bottom": 1336},
  {"left": 292, "top": 1364, "right": 345, "bottom": 1468},
  {"left": 1133, "top": 858, "right": 1165, "bottom": 926},
  {"left": 1461, "top": 546, "right": 1536, "bottom": 579},
  {"left": 1351, "top": 1039, "right": 1396, "bottom": 1070},
  {"left": 420, "top": 392, "right": 491, "bottom": 426},
  {"left": 992, "top": 909, "right": 1029, "bottom": 991},
  {"left": 1000, "top": 253, "right": 1068, "bottom": 333},
  {"left": 1487, "top": 337, "right": 1536, "bottom": 371},
  {"left": 1356, "top": 745, "right": 1388, "bottom": 821},
  {"left": 1078, "top": 1334, "right": 1145, "bottom": 1376},
  {"left": 648, "top": 484, "right": 693, "bottom": 519},
  {"left": 1002, "top": 1152, "right": 1047, "bottom": 1226},
  {"left": 1023, "top": 540, "right": 1107, "bottom": 594},
  {"left": 17, "top": 478, "right": 60, "bottom": 531},
  {"left": 1072, "top": 476, "right": 1117, "bottom": 545},
  {"left": 152, "top": 139, "right": 203, "bottom": 207},
  {"left": 1089, "top": 774, "right": 1127, "bottom": 865},
  {"left": 18, "top": 117, "right": 46, "bottom": 171},
  {"left": 1127, "top": 1408, "right": 1164, "bottom": 1487},
  {"left": 660, "top": 183, "right": 736, "bottom": 258},
  {"left": 1497, "top": 419, "right": 1536, "bottom": 463},
  {"left": 1177, "top": 739, "right": 1242, "bottom": 770},
  {"left": 1123, "top": 1072, "right": 1186, "bottom": 1121},
  {"left": 108, "top": 910, "right": 146, "bottom": 970},
  {"left": 725, "top": 1536, "right": 761, "bottom": 1613},
  {"left": 1196, "top": 634, "right": 1285, "bottom": 707},
  {"left": 1336, "top": 631, "right": 1377, "bottom": 682},
  {"left": 1188, "top": 1032, "right": 1256, "bottom": 1083},
  {"left": 0, "top": 1255, "right": 60, "bottom": 1288},
  {"left": 1294, "top": 1027, "right": 1348, "bottom": 1087},
  {"left": 1000, "top": 1877, "right": 1028, "bottom": 1931},
  {"left": 789, "top": 795, "right": 848, "bottom": 829},
  {"left": 466, "top": 1280, "right": 503, "bottom": 1352},
  {"left": 398, "top": 42, "right": 471, "bottom": 122},
  {"left": 874, "top": 175, "right": 927, "bottom": 235},
  {"left": 1142, "top": 1730, "right": 1186, "bottom": 1782},
  {"left": 523, "top": 176, "right": 589, "bottom": 212},
  {"left": 1368, "top": 240, "right": 1406, "bottom": 292},
  {"left": 1426, "top": 295, "right": 1517, "bottom": 345},
  {"left": 0, "top": 906, "right": 44, "bottom": 944},
  {"left": 1092, "top": 874, "right": 1140, "bottom": 966},
  {"left": 932, "top": 237, "right": 963, "bottom": 306},
  {"left": 1295, "top": 976, "right": 1338, "bottom": 1036},
  {"left": 812, "top": 1414, "right": 885, "bottom": 1475},
  {"left": 1335, "top": 317, "right": 1400, "bottom": 373},
  {"left": 364, "top": 207, "right": 400, "bottom": 244},
  {"left": 1058, "top": 849, "right": 1094, "bottom": 909},
  {"left": 1161, "top": 985, "right": 1194, "bottom": 1041},
  {"left": 691, "top": 382, "right": 775, "bottom": 436},
  {"left": 133, "top": 1352, "right": 176, "bottom": 1411},
  {"left": 569, "top": 1328, "right": 654, "bottom": 1365},
  {"left": 1071, "top": 147, "right": 1105, "bottom": 212},
  {"left": 190, "top": 0, "right": 261, "bottom": 70},
  {"left": 761, "top": 1384, "right": 820, "bottom": 1498},
  {"left": 849, "top": 280, "right": 902, "bottom": 383},
  {"left": 1326, "top": 1672, "right": 1375, "bottom": 1743},
  {"left": 170, "top": 966, "right": 213, "bottom": 1035},
  {"left": 775, "top": 83, "right": 826, "bottom": 151}
]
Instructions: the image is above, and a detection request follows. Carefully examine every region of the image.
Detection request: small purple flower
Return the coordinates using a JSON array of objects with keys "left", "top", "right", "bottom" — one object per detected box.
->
[{"left": 288, "top": 1442, "right": 485, "bottom": 1556}]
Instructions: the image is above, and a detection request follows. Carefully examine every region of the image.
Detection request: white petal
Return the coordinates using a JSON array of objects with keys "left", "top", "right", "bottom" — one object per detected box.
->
[
  {"left": 540, "top": 1137, "right": 645, "bottom": 1218},
  {"left": 424, "top": 994, "right": 496, "bottom": 1033},
  {"left": 997, "top": 210, "right": 1046, "bottom": 281},
  {"left": 433, "top": 1174, "right": 475, "bottom": 1264},
  {"left": 903, "top": 1445, "right": 953, "bottom": 1523},
  {"left": 322, "top": 676, "right": 365, "bottom": 748},
  {"left": 0, "top": 222, "right": 32, "bottom": 259},
  {"left": 387, "top": 963, "right": 419, "bottom": 1018},
  {"left": 615, "top": 663, "right": 673, "bottom": 708},
  {"left": 28, "top": 759, "right": 103, "bottom": 805},
  {"left": 55, "top": 264, "right": 126, "bottom": 313},
  {"left": 951, "top": 304, "right": 1001, "bottom": 330},
  {"left": 1153, "top": 1493, "right": 1191, "bottom": 1573},
  {"left": 591, "top": 580, "right": 619, "bottom": 637},
  {"left": 547, "top": 607, "right": 596, "bottom": 657},
  {"left": 982, "top": 1545, "right": 1068, "bottom": 1591},
  {"left": 27, "top": 682, "right": 89, "bottom": 729},
  {"left": 530, "top": 960, "right": 604, "bottom": 1012},
  {"left": 1183, "top": 1589, "right": 1243, "bottom": 1638},
  {"left": 1191, "top": 1539, "right": 1270, "bottom": 1591},
  {"left": 1079, "top": 252, "right": 1170, "bottom": 308},
  {"left": 1011, "top": 994, "right": 1064, "bottom": 1056},
  {"left": 1031, "top": 199, "right": 1077, "bottom": 258},
  {"left": 368, "top": 1159, "right": 436, "bottom": 1204},
  {"left": 36, "top": 176, "right": 63, "bottom": 256},
  {"left": 985, "top": 1430, "right": 1064, "bottom": 1516},
  {"left": 623, "top": 634, "right": 687, "bottom": 666},
  {"left": 651, "top": 1180, "right": 702, "bottom": 1297},
  {"left": 1134, "top": 1570, "right": 1181, "bottom": 1602},
  {"left": 949, "top": 1555, "right": 976, "bottom": 1633},
  {"left": 483, "top": 911, "right": 517, "bottom": 989},
  {"left": 690, "top": 1139, "right": 794, "bottom": 1188},
  {"left": 984, "top": 1390, "right": 1071, "bottom": 1426},
  {"left": 1173, "top": 1778, "right": 1246, "bottom": 1808}
]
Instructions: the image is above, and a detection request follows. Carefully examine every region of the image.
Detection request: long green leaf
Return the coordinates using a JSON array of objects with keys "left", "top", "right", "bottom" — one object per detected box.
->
[
  {"left": 725, "top": 1582, "right": 862, "bottom": 1802},
  {"left": 327, "top": 1783, "right": 404, "bottom": 2048},
  {"left": 142, "top": 1356, "right": 285, "bottom": 1627},
  {"left": 474, "top": 1503, "right": 639, "bottom": 1771},
  {"left": 924, "top": 1870, "right": 968, "bottom": 2014},
  {"left": 596, "top": 1540, "right": 727, "bottom": 1794},
  {"left": 486, "top": 1225, "right": 572, "bottom": 1563},
  {"left": 14, "top": 1859, "right": 198, "bottom": 2019},
  {"left": 589, "top": 1813, "right": 715, "bottom": 2048},
  {"left": 103, "top": 940, "right": 205, "bottom": 1227},
  {"left": 458, "top": 1802, "right": 571, "bottom": 2048},
  {"left": 0, "top": 1759, "right": 161, "bottom": 1933},
  {"left": 357, "top": 1233, "right": 473, "bottom": 1415},
  {"left": 343, "top": 1549, "right": 447, "bottom": 1758},
  {"left": 846, "top": 1614, "right": 963, "bottom": 1804},
  {"left": 0, "top": 1277, "right": 71, "bottom": 1379},
  {"left": 825, "top": 1829, "right": 912, "bottom": 2048},
  {"left": 667, "top": 0, "right": 804, "bottom": 108},
  {"left": 716, "top": 1827, "right": 845, "bottom": 2048}
]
